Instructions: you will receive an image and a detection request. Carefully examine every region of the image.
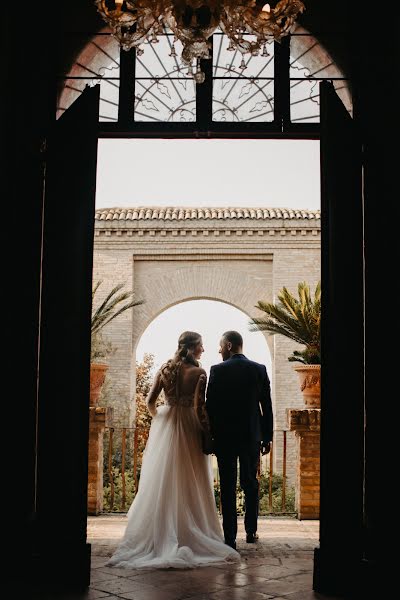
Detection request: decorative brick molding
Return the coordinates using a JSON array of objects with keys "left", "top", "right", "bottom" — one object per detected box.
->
[
  {"left": 94, "top": 228, "right": 320, "bottom": 239},
  {"left": 288, "top": 408, "right": 321, "bottom": 519}
]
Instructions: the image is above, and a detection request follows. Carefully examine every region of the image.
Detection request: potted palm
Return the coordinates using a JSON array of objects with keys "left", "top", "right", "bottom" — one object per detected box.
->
[
  {"left": 250, "top": 281, "right": 321, "bottom": 407},
  {"left": 90, "top": 280, "right": 144, "bottom": 406}
]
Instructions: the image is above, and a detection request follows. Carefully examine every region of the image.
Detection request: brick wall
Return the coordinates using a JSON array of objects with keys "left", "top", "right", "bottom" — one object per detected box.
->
[{"left": 92, "top": 248, "right": 135, "bottom": 425}]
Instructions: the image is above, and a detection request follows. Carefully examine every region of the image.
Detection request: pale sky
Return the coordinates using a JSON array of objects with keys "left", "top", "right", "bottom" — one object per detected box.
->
[
  {"left": 95, "top": 139, "right": 320, "bottom": 209},
  {"left": 135, "top": 300, "right": 273, "bottom": 383},
  {"left": 96, "top": 138, "right": 319, "bottom": 379}
]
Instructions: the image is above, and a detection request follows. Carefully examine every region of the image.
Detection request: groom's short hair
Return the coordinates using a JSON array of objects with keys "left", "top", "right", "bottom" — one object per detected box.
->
[{"left": 222, "top": 330, "right": 243, "bottom": 350}]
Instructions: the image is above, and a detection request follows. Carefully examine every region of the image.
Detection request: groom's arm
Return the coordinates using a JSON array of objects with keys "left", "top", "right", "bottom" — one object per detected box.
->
[
  {"left": 205, "top": 365, "right": 219, "bottom": 437},
  {"left": 259, "top": 365, "right": 273, "bottom": 444}
]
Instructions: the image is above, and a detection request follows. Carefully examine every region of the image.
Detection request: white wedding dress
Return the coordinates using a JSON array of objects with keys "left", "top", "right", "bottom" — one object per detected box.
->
[{"left": 106, "top": 365, "right": 240, "bottom": 569}]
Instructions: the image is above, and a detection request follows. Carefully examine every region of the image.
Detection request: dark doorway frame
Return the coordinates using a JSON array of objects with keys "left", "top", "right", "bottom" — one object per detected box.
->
[{"left": 39, "top": 31, "right": 364, "bottom": 595}]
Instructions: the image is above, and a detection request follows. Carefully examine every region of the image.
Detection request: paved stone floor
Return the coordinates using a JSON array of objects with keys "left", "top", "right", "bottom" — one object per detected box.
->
[{"left": 31, "top": 515, "right": 346, "bottom": 600}]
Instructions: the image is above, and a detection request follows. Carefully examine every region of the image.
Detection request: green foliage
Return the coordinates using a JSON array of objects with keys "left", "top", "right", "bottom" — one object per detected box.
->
[
  {"left": 91, "top": 280, "right": 144, "bottom": 362},
  {"left": 258, "top": 472, "right": 296, "bottom": 514},
  {"left": 134, "top": 353, "right": 164, "bottom": 466},
  {"left": 103, "top": 428, "right": 135, "bottom": 477},
  {"left": 212, "top": 472, "right": 295, "bottom": 516},
  {"left": 102, "top": 354, "right": 159, "bottom": 510},
  {"left": 135, "top": 353, "right": 157, "bottom": 432},
  {"left": 103, "top": 469, "right": 295, "bottom": 515},
  {"left": 213, "top": 480, "right": 221, "bottom": 513},
  {"left": 103, "top": 466, "right": 136, "bottom": 512},
  {"left": 103, "top": 467, "right": 295, "bottom": 516},
  {"left": 250, "top": 281, "right": 321, "bottom": 364},
  {"left": 91, "top": 280, "right": 144, "bottom": 335}
]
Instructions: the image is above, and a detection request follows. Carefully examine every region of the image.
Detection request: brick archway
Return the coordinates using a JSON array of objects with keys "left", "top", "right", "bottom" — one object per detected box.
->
[{"left": 131, "top": 265, "right": 275, "bottom": 354}]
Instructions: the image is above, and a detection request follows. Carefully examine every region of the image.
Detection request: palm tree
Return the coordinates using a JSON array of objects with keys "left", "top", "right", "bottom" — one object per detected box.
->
[
  {"left": 91, "top": 280, "right": 144, "bottom": 361},
  {"left": 250, "top": 281, "right": 321, "bottom": 364}
]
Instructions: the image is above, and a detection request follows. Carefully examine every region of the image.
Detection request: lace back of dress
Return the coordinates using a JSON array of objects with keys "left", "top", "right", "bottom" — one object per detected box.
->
[{"left": 160, "top": 360, "right": 194, "bottom": 407}]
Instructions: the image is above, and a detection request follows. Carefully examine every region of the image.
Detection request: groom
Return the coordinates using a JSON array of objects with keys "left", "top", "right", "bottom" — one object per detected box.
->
[{"left": 206, "top": 331, "right": 273, "bottom": 550}]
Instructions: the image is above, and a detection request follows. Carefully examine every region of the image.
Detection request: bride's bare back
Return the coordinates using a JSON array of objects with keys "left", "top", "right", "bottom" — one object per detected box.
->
[
  {"left": 146, "top": 361, "right": 206, "bottom": 414},
  {"left": 177, "top": 362, "right": 206, "bottom": 398}
]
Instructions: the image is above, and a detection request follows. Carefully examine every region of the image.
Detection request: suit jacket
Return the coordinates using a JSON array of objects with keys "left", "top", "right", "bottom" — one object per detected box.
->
[{"left": 206, "top": 354, "right": 273, "bottom": 448}]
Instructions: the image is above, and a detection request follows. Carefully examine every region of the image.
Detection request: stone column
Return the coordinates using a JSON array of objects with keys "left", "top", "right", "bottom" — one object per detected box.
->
[
  {"left": 88, "top": 406, "right": 113, "bottom": 515},
  {"left": 287, "top": 408, "right": 320, "bottom": 519}
]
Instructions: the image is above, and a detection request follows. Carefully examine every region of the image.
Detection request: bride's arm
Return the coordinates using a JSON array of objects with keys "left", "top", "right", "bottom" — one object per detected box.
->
[
  {"left": 195, "top": 371, "right": 211, "bottom": 433},
  {"left": 145, "top": 370, "right": 163, "bottom": 416}
]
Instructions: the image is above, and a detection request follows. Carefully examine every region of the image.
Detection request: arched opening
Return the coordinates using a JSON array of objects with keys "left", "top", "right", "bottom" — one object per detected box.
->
[
  {"left": 135, "top": 298, "right": 278, "bottom": 507},
  {"left": 135, "top": 299, "right": 272, "bottom": 375}
]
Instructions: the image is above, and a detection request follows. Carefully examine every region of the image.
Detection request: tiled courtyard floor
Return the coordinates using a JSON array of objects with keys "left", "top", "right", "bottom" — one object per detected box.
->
[{"left": 31, "top": 515, "right": 346, "bottom": 600}]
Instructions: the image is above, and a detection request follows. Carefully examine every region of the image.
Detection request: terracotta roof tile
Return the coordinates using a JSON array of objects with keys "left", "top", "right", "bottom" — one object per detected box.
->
[{"left": 95, "top": 207, "right": 321, "bottom": 221}]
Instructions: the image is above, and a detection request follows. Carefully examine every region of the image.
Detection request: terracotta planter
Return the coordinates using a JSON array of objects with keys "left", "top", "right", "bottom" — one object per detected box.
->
[
  {"left": 293, "top": 364, "right": 321, "bottom": 408},
  {"left": 90, "top": 362, "right": 109, "bottom": 407}
]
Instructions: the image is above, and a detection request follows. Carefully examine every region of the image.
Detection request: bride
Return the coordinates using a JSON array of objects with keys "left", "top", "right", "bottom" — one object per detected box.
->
[{"left": 106, "top": 331, "right": 240, "bottom": 569}]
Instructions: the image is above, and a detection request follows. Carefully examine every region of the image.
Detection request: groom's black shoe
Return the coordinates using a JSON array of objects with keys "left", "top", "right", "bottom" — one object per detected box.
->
[
  {"left": 225, "top": 539, "right": 236, "bottom": 550},
  {"left": 246, "top": 532, "right": 259, "bottom": 543}
]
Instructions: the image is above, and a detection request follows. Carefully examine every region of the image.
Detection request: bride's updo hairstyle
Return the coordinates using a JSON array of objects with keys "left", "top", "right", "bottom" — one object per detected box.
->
[
  {"left": 174, "top": 331, "right": 202, "bottom": 367},
  {"left": 160, "top": 331, "right": 202, "bottom": 393}
]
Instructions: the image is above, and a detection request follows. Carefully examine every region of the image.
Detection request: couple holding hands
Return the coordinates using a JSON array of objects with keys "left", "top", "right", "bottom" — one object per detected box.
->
[{"left": 107, "top": 329, "right": 273, "bottom": 569}]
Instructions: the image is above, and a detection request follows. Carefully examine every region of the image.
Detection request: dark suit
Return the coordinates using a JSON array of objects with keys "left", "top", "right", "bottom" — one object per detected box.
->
[{"left": 206, "top": 354, "right": 273, "bottom": 543}]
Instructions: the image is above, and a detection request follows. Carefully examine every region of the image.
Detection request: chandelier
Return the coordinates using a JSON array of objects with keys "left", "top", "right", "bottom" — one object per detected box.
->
[{"left": 95, "top": 1, "right": 305, "bottom": 83}]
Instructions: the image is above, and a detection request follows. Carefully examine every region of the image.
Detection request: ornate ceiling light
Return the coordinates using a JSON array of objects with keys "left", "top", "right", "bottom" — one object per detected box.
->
[{"left": 95, "top": 1, "right": 305, "bottom": 82}]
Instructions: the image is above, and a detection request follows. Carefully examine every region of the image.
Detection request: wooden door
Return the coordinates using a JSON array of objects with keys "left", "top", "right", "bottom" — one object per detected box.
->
[
  {"left": 35, "top": 86, "right": 100, "bottom": 588},
  {"left": 314, "top": 81, "right": 364, "bottom": 595}
]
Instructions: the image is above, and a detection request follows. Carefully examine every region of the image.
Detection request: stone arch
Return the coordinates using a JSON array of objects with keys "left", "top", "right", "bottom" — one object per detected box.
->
[
  {"left": 134, "top": 296, "right": 273, "bottom": 355},
  {"left": 133, "top": 296, "right": 274, "bottom": 386},
  {"left": 129, "top": 256, "right": 275, "bottom": 421},
  {"left": 131, "top": 271, "right": 274, "bottom": 357}
]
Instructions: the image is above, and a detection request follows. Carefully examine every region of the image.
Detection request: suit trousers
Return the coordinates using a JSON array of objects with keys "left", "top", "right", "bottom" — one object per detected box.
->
[{"left": 216, "top": 440, "right": 260, "bottom": 543}]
